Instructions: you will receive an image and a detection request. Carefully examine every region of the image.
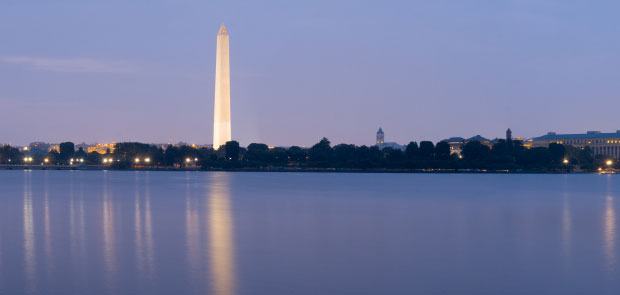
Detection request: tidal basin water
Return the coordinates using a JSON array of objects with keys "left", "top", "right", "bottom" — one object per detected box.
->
[{"left": 0, "top": 171, "right": 619, "bottom": 294}]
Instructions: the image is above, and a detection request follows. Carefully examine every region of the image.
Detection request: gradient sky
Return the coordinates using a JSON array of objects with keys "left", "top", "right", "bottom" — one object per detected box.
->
[{"left": 1, "top": 0, "right": 619, "bottom": 147}]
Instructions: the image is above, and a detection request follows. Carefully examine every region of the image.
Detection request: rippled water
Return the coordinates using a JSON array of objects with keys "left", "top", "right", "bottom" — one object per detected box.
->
[{"left": 0, "top": 171, "right": 619, "bottom": 294}]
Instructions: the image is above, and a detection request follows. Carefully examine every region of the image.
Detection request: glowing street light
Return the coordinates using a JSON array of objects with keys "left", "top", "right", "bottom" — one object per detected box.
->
[
  {"left": 103, "top": 159, "right": 108, "bottom": 163},
  {"left": 563, "top": 159, "right": 569, "bottom": 164},
  {"left": 194, "top": 157, "right": 198, "bottom": 161},
  {"left": 79, "top": 158, "right": 84, "bottom": 163},
  {"left": 135, "top": 158, "right": 140, "bottom": 163},
  {"left": 185, "top": 158, "right": 191, "bottom": 163},
  {"left": 44, "top": 158, "right": 49, "bottom": 163},
  {"left": 606, "top": 160, "right": 613, "bottom": 166},
  {"left": 145, "top": 158, "right": 151, "bottom": 163}
]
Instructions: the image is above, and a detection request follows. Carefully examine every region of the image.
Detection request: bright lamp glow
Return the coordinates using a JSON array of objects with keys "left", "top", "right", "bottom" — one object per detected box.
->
[{"left": 606, "top": 160, "right": 613, "bottom": 166}]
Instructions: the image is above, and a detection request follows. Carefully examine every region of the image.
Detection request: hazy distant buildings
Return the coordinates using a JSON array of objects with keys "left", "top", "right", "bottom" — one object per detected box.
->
[
  {"left": 376, "top": 128, "right": 384, "bottom": 146},
  {"left": 441, "top": 135, "right": 492, "bottom": 155},
  {"left": 213, "top": 24, "right": 232, "bottom": 150},
  {"left": 532, "top": 130, "right": 620, "bottom": 159},
  {"left": 442, "top": 137, "right": 466, "bottom": 155},
  {"left": 375, "top": 128, "right": 405, "bottom": 150}
]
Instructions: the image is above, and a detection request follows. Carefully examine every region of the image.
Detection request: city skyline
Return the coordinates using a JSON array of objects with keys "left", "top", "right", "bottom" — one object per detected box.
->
[{"left": 1, "top": 1, "right": 620, "bottom": 147}]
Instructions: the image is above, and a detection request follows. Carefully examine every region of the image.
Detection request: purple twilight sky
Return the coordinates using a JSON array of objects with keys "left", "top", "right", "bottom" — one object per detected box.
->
[{"left": 1, "top": 0, "right": 619, "bottom": 147}]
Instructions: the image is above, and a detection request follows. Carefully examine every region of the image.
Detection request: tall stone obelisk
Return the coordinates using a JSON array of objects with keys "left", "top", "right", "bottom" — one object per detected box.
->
[{"left": 213, "top": 24, "right": 231, "bottom": 150}]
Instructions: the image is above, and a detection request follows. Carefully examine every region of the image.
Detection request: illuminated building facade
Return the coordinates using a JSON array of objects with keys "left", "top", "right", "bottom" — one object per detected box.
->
[
  {"left": 531, "top": 131, "right": 620, "bottom": 159},
  {"left": 376, "top": 128, "right": 384, "bottom": 146},
  {"left": 87, "top": 143, "right": 116, "bottom": 154}
]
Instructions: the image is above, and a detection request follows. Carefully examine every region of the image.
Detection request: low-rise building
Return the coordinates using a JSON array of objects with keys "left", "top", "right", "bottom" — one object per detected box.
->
[
  {"left": 442, "top": 137, "right": 466, "bottom": 155},
  {"left": 531, "top": 130, "right": 620, "bottom": 159},
  {"left": 441, "top": 135, "right": 493, "bottom": 155}
]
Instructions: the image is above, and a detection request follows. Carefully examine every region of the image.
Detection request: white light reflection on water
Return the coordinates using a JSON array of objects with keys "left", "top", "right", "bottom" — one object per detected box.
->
[
  {"left": 102, "top": 173, "right": 117, "bottom": 292},
  {"left": 208, "top": 173, "right": 237, "bottom": 295},
  {"left": 134, "top": 175, "right": 144, "bottom": 278},
  {"left": 185, "top": 173, "right": 202, "bottom": 288},
  {"left": 144, "top": 172, "right": 155, "bottom": 279},
  {"left": 561, "top": 186, "right": 572, "bottom": 266},
  {"left": 0, "top": 204, "right": 3, "bottom": 292},
  {"left": 604, "top": 194, "right": 616, "bottom": 272},
  {"left": 23, "top": 171, "right": 36, "bottom": 294},
  {"left": 43, "top": 173, "right": 53, "bottom": 281}
]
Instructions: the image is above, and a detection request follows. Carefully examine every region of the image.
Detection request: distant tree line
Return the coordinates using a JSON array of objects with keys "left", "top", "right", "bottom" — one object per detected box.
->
[{"left": 0, "top": 138, "right": 613, "bottom": 172}]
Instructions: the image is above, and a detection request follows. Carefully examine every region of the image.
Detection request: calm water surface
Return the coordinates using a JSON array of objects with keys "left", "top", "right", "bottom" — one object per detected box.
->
[{"left": 0, "top": 171, "right": 619, "bottom": 294}]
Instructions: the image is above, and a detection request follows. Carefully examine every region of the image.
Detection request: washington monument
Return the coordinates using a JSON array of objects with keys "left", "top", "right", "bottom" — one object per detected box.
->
[{"left": 213, "top": 24, "right": 231, "bottom": 149}]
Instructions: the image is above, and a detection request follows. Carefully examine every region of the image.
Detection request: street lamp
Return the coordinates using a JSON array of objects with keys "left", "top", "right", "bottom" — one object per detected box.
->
[
  {"left": 606, "top": 160, "right": 613, "bottom": 166},
  {"left": 44, "top": 158, "right": 49, "bottom": 164},
  {"left": 135, "top": 158, "right": 140, "bottom": 163},
  {"left": 185, "top": 158, "right": 191, "bottom": 163},
  {"left": 145, "top": 158, "right": 151, "bottom": 163},
  {"left": 563, "top": 159, "right": 569, "bottom": 164}
]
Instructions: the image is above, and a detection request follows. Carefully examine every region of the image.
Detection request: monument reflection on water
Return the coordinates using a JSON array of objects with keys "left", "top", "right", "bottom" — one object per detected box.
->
[
  {"left": 207, "top": 173, "right": 236, "bottom": 295},
  {"left": 0, "top": 171, "right": 619, "bottom": 294}
]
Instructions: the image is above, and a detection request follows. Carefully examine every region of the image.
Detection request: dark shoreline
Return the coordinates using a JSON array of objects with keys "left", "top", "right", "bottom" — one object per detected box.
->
[{"left": 0, "top": 165, "right": 606, "bottom": 174}]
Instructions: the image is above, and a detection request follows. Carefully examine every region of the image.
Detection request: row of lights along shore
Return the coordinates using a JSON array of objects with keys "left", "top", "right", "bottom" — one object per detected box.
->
[
  {"left": 134, "top": 158, "right": 151, "bottom": 163},
  {"left": 12, "top": 156, "right": 617, "bottom": 171}
]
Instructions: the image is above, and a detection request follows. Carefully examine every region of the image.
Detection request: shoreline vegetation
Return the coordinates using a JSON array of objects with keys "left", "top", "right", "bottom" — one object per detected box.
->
[{"left": 1, "top": 138, "right": 617, "bottom": 173}]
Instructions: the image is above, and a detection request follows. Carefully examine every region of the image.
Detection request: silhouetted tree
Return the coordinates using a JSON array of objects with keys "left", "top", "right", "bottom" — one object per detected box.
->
[
  {"left": 225, "top": 141, "right": 240, "bottom": 161},
  {"left": 0, "top": 145, "right": 22, "bottom": 164},
  {"left": 419, "top": 141, "right": 435, "bottom": 159},
  {"left": 548, "top": 143, "right": 566, "bottom": 165},
  {"left": 309, "top": 138, "right": 332, "bottom": 166},
  {"left": 434, "top": 141, "right": 451, "bottom": 160},
  {"left": 405, "top": 142, "right": 419, "bottom": 159},
  {"left": 287, "top": 146, "right": 307, "bottom": 164},
  {"left": 59, "top": 142, "right": 75, "bottom": 164},
  {"left": 462, "top": 141, "right": 490, "bottom": 165}
]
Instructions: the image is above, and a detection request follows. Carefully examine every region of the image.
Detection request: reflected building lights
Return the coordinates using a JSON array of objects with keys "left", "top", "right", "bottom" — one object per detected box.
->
[
  {"left": 185, "top": 174, "right": 201, "bottom": 283},
  {"left": 561, "top": 193, "right": 572, "bottom": 263},
  {"left": 44, "top": 176, "right": 53, "bottom": 280},
  {"left": 134, "top": 173, "right": 154, "bottom": 281},
  {"left": 0, "top": 225, "right": 3, "bottom": 289},
  {"left": 604, "top": 195, "right": 616, "bottom": 271},
  {"left": 134, "top": 184, "right": 144, "bottom": 277},
  {"left": 144, "top": 174, "right": 154, "bottom": 278},
  {"left": 208, "top": 173, "right": 236, "bottom": 295},
  {"left": 102, "top": 174, "right": 117, "bottom": 292},
  {"left": 23, "top": 171, "right": 36, "bottom": 294}
]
